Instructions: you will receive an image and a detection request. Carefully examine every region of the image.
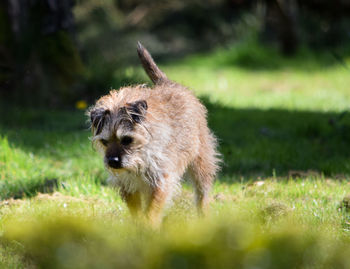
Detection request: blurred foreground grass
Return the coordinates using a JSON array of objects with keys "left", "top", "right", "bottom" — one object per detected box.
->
[{"left": 1, "top": 45, "right": 350, "bottom": 268}]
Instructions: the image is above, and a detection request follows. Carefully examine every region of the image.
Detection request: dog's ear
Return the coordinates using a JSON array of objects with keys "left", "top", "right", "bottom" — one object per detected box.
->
[
  {"left": 90, "top": 108, "right": 110, "bottom": 135},
  {"left": 126, "top": 100, "right": 148, "bottom": 123}
]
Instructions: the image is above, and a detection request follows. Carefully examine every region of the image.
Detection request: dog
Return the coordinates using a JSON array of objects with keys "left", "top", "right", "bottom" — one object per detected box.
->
[{"left": 88, "top": 42, "right": 220, "bottom": 225}]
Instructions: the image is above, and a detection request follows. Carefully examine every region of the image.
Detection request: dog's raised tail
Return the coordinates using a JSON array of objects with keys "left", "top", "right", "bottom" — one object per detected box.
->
[{"left": 137, "top": 42, "right": 169, "bottom": 85}]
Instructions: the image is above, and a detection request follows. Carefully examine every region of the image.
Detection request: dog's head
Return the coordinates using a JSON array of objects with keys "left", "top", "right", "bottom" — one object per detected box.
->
[{"left": 88, "top": 98, "right": 150, "bottom": 174}]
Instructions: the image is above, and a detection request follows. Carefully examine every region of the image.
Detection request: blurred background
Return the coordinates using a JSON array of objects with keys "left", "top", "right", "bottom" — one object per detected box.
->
[
  {"left": 2, "top": 0, "right": 350, "bottom": 180},
  {"left": 1, "top": 0, "right": 350, "bottom": 181},
  {"left": 2, "top": 3, "right": 350, "bottom": 268},
  {"left": 1, "top": 0, "right": 350, "bottom": 106}
]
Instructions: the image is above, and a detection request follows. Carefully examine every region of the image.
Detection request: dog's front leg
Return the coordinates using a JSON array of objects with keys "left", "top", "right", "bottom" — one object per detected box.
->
[
  {"left": 120, "top": 189, "right": 142, "bottom": 218},
  {"left": 145, "top": 184, "right": 169, "bottom": 227}
]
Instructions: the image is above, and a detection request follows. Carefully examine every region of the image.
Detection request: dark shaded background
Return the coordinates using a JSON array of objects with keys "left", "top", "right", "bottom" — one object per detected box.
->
[
  {"left": 1, "top": 0, "right": 350, "bottom": 182},
  {"left": 1, "top": 0, "right": 350, "bottom": 106}
]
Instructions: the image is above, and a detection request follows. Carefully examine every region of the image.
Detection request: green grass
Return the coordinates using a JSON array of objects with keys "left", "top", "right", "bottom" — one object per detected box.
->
[{"left": 1, "top": 45, "right": 350, "bottom": 268}]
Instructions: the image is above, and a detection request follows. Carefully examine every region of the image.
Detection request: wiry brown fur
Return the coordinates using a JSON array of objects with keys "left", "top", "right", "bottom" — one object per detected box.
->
[{"left": 88, "top": 43, "right": 220, "bottom": 226}]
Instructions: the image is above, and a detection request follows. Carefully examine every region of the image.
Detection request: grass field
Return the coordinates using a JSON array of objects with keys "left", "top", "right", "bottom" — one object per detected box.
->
[{"left": 1, "top": 45, "right": 350, "bottom": 268}]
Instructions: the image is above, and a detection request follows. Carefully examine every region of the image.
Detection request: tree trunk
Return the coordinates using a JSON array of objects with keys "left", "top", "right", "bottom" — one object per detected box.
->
[
  {"left": 0, "top": 0, "right": 83, "bottom": 105},
  {"left": 265, "top": 0, "right": 299, "bottom": 55}
]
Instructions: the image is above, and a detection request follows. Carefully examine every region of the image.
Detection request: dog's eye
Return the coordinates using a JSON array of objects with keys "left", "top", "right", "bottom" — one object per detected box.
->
[
  {"left": 121, "top": 136, "right": 133, "bottom": 146},
  {"left": 100, "top": 139, "right": 109, "bottom": 146}
]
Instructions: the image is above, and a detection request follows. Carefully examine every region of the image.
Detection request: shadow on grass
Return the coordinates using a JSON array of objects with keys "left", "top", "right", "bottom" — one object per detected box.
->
[
  {"left": 204, "top": 100, "right": 350, "bottom": 182},
  {"left": 1, "top": 101, "right": 350, "bottom": 189},
  {"left": 0, "top": 178, "right": 58, "bottom": 200}
]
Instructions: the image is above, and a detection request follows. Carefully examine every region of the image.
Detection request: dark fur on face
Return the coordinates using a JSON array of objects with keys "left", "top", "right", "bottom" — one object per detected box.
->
[
  {"left": 89, "top": 100, "right": 147, "bottom": 136},
  {"left": 125, "top": 100, "right": 148, "bottom": 124},
  {"left": 90, "top": 108, "right": 110, "bottom": 135}
]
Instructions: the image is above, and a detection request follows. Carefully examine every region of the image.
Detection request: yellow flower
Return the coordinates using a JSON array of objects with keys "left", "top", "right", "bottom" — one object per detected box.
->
[{"left": 76, "top": 100, "right": 88, "bottom": 110}]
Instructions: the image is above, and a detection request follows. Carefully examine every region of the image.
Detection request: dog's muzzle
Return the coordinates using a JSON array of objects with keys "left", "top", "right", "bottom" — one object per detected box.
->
[{"left": 107, "top": 156, "right": 121, "bottom": 169}]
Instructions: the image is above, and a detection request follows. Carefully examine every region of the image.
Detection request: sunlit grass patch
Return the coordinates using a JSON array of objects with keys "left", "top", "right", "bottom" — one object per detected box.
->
[
  {"left": 2, "top": 194, "right": 350, "bottom": 269},
  {"left": 162, "top": 44, "right": 350, "bottom": 112},
  {"left": 1, "top": 173, "right": 350, "bottom": 268}
]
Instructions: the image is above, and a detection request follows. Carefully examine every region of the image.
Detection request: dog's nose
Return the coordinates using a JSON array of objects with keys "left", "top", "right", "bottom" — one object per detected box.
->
[{"left": 107, "top": 157, "right": 121, "bottom": 169}]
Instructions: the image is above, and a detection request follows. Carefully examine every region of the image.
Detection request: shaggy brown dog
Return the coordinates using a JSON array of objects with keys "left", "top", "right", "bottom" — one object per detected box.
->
[{"left": 88, "top": 43, "right": 220, "bottom": 225}]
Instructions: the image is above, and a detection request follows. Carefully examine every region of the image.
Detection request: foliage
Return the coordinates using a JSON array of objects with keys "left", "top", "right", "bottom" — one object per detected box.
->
[{"left": 2, "top": 208, "right": 350, "bottom": 269}]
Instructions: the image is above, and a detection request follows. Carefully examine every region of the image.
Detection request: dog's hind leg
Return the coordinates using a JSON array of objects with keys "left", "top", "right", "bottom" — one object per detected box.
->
[{"left": 189, "top": 134, "right": 220, "bottom": 216}]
